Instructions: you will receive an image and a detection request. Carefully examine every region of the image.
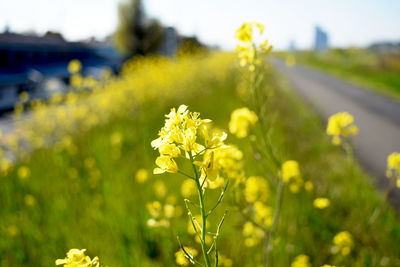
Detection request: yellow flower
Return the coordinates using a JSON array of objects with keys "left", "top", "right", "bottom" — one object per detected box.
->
[
  {"left": 135, "top": 168, "right": 149, "bottom": 183},
  {"left": 164, "top": 204, "right": 175, "bottom": 218},
  {"left": 386, "top": 152, "right": 400, "bottom": 187},
  {"left": 17, "top": 166, "right": 30, "bottom": 180},
  {"left": 260, "top": 39, "right": 273, "bottom": 54},
  {"left": 153, "top": 156, "right": 178, "bottom": 174},
  {"left": 218, "top": 254, "right": 233, "bottom": 267},
  {"left": 332, "top": 231, "right": 354, "bottom": 256},
  {"left": 291, "top": 254, "right": 311, "bottom": 267},
  {"left": 245, "top": 176, "right": 269, "bottom": 203},
  {"left": 229, "top": 107, "right": 258, "bottom": 138},
  {"left": 304, "top": 181, "right": 314, "bottom": 192},
  {"left": 159, "top": 143, "right": 181, "bottom": 158},
  {"left": 153, "top": 180, "right": 168, "bottom": 199},
  {"left": 146, "top": 201, "right": 162, "bottom": 218},
  {"left": 55, "top": 248, "right": 99, "bottom": 267},
  {"left": 282, "top": 160, "right": 300, "bottom": 182},
  {"left": 326, "top": 112, "right": 358, "bottom": 145},
  {"left": 235, "top": 23, "right": 253, "bottom": 43},
  {"left": 253, "top": 201, "right": 273, "bottom": 228},
  {"left": 243, "top": 221, "right": 264, "bottom": 247},
  {"left": 181, "top": 179, "right": 197, "bottom": 198},
  {"left": 67, "top": 59, "right": 82, "bottom": 74},
  {"left": 313, "top": 198, "right": 330, "bottom": 209},
  {"left": 175, "top": 247, "right": 198, "bottom": 266}
]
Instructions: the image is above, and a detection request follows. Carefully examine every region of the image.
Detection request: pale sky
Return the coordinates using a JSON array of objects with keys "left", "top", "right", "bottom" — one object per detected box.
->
[{"left": 1, "top": 0, "right": 399, "bottom": 50}]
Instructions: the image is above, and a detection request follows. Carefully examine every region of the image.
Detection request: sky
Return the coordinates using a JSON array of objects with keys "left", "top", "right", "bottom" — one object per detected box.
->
[{"left": 0, "top": 0, "right": 399, "bottom": 50}]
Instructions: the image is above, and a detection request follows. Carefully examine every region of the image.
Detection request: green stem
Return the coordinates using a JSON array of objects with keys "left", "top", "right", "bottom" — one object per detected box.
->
[
  {"left": 265, "top": 179, "right": 284, "bottom": 267},
  {"left": 189, "top": 152, "right": 212, "bottom": 267}
]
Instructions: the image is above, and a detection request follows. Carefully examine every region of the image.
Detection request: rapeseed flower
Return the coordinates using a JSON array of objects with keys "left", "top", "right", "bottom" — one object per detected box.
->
[
  {"left": 135, "top": 168, "right": 149, "bottom": 183},
  {"left": 282, "top": 160, "right": 303, "bottom": 193},
  {"left": 313, "top": 198, "right": 330, "bottom": 209},
  {"left": 55, "top": 248, "right": 99, "bottom": 267},
  {"left": 386, "top": 152, "right": 400, "bottom": 187},
  {"left": 17, "top": 166, "right": 30, "bottom": 180},
  {"left": 332, "top": 231, "right": 354, "bottom": 256},
  {"left": 245, "top": 176, "right": 269, "bottom": 203},
  {"left": 175, "top": 247, "right": 198, "bottom": 266},
  {"left": 243, "top": 221, "right": 264, "bottom": 247},
  {"left": 229, "top": 107, "right": 258, "bottom": 138},
  {"left": 326, "top": 112, "right": 358, "bottom": 146},
  {"left": 291, "top": 254, "right": 311, "bottom": 267},
  {"left": 67, "top": 60, "right": 82, "bottom": 74}
]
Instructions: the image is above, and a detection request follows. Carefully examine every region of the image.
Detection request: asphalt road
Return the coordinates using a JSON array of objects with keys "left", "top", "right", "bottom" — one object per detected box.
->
[{"left": 271, "top": 58, "right": 400, "bottom": 207}]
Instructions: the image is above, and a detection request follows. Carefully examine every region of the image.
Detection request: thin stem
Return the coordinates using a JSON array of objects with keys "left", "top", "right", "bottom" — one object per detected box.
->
[
  {"left": 265, "top": 179, "right": 284, "bottom": 267},
  {"left": 189, "top": 152, "right": 212, "bottom": 267}
]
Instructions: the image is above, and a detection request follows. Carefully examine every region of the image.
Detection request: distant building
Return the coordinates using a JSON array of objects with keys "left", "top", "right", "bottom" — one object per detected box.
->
[
  {"left": 289, "top": 40, "right": 297, "bottom": 52},
  {"left": 159, "top": 27, "right": 178, "bottom": 56},
  {"left": 314, "top": 26, "right": 329, "bottom": 52}
]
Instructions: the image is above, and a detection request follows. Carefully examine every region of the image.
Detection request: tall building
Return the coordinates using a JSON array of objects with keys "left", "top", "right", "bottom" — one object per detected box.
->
[{"left": 314, "top": 26, "right": 329, "bottom": 52}]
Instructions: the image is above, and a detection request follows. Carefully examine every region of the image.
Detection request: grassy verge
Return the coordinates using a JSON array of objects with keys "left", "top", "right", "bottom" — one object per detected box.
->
[
  {"left": 275, "top": 49, "right": 400, "bottom": 101},
  {"left": 0, "top": 53, "right": 399, "bottom": 266}
]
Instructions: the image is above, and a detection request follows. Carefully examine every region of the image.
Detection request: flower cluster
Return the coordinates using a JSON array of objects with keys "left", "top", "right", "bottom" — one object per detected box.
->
[
  {"left": 326, "top": 112, "right": 359, "bottom": 146},
  {"left": 235, "top": 22, "right": 273, "bottom": 71},
  {"left": 281, "top": 160, "right": 303, "bottom": 193},
  {"left": 386, "top": 152, "right": 400, "bottom": 187},
  {"left": 332, "top": 231, "right": 354, "bottom": 256},
  {"left": 56, "top": 249, "right": 99, "bottom": 267},
  {"left": 290, "top": 254, "right": 311, "bottom": 267},
  {"left": 146, "top": 200, "right": 176, "bottom": 228},
  {"left": 229, "top": 108, "right": 258, "bottom": 138},
  {"left": 313, "top": 198, "right": 330, "bottom": 209}
]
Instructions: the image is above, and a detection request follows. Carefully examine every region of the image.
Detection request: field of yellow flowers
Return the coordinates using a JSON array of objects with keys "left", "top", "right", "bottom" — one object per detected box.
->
[{"left": 1, "top": 23, "right": 400, "bottom": 267}]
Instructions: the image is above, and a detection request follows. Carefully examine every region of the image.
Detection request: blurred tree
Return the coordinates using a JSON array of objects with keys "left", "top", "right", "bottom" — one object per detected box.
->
[{"left": 114, "top": 0, "right": 164, "bottom": 56}]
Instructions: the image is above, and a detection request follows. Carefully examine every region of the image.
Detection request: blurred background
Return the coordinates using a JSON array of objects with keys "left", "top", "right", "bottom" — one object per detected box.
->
[{"left": 0, "top": 0, "right": 399, "bottom": 112}]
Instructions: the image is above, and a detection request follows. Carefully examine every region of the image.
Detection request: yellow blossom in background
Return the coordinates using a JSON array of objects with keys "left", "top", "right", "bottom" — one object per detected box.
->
[
  {"left": 17, "top": 166, "right": 30, "bottom": 180},
  {"left": 175, "top": 247, "right": 198, "bottom": 266},
  {"left": 281, "top": 160, "right": 303, "bottom": 193},
  {"left": 386, "top": 152, "right": 400, "bottom": 187},
  {"left": 229, "top": 107, "right": 258, "bottom": 138},
  {"left": 253, "top": 201, "right": 273, "bottom": 228},
  {"left": 313, "top": 198, "right": 330, "bottom": 209},
  {"left": 67, "top": 59, "right": 82, "bottom": 74},
  {"left": 245, "top": 176, "right": 269, "bottom": 203},
  {"left": 243, "top": 221, "right": 264, "bottom": 247},
  {"left": 153, "top": 180, "right": 168, "bottom": 199},
  {"left": 24, "top": 194, "right": 36, "bottom": 206},
  {"left": 332, "top": 231, "right": 354, "bottom": 256},
  {"left": 110, "top": 132, "right": 123, "bottom": 147},
  {"left": 164, "top": 204, "right": 175, "bottom": 218},
  {"left": 147, "top": 201, "right": 162, "bottom": 218},
  {"left": 181, "top": 179, "right": 197, "bottom": 198},
  {"left": 19, "top": 91, "right": 29, "bottom": 103},
  {"left": 291, "top": 254, "right": 311, "bottom": 267},
  {"left": 326, "top": 112, "right": 359, "bottom": 146},
  {"left": 135, "top": 168, "right": 149, "bottom": 183},
  {"left": 218, "top": 254, "right": 233, "bottom": 267},
  {"left": 304, "top": 181, "right": 314, "bottom": 192},
  {"left": 55, "top": 248, "right": 99, "bottom": 267},
  {"left": 285, "top": 54, "right": 296, "bottom": 67}
]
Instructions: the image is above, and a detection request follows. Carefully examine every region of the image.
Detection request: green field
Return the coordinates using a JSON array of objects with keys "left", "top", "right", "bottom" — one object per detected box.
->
[
  {"left": 0, "top": 52, "right": 399, "bottom": 266},
  {"left": 276, "top": 49, "right": 400, "bottom": 100}
]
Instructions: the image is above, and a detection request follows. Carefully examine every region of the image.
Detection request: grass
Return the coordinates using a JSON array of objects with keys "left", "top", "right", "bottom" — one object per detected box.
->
[
  {"left": 0, "top": 52, "right": 399, "bottom": 266},
  {"left": 275, "top": 49, "right": 400, "bottom": 101}
]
